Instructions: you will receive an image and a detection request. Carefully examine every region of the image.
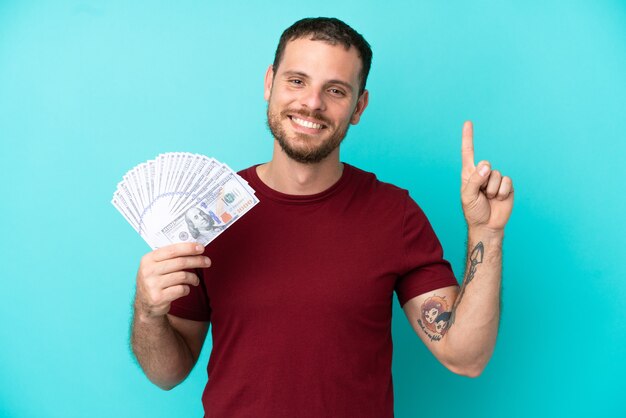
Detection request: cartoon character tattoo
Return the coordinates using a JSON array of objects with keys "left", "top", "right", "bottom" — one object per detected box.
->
[{"left": 417, "top": 295, "right": 451, "bottom": 342}]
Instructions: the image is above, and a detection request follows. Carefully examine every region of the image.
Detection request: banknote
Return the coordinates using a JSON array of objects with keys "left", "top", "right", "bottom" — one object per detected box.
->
[
  {"left": 112, "top": 153, "right": 259, "bottom": 249},
  {"left": 158, "top": 173, "right": 257, "bottom": 247}
]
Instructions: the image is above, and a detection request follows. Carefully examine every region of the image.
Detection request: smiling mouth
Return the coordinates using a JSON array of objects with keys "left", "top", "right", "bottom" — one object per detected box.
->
[{"left": 289, "top": 116, "right": 326, "bottom": 130}]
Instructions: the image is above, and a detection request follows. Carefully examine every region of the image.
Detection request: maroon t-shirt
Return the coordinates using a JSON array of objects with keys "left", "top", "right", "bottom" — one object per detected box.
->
[{"left": 169, "top": 164, "right": 458, "bottom": 418}]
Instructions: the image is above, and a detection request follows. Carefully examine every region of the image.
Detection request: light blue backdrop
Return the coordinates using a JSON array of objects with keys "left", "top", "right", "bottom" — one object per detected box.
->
[{"left": 1, "top": 1, "right": 624, "bottom": 417}]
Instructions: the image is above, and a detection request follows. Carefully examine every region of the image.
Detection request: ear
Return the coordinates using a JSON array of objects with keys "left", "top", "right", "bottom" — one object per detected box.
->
[
  {"left": 264, "top": 65, "right": 274, "bottom": 101},
  {"left": 350, "top": 89, "right": 369, "bottom": 125}
]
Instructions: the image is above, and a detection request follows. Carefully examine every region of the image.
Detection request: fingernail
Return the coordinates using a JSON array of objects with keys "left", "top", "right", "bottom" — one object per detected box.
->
[
  {"left": 479, "top": 165, "right": 489, "bottom": 177},
  {"left": 204, "top": 257, "right": 211, "bottom": 266},
  {"left": 196, "top": 244, "right": 204, "bottom": 252}
]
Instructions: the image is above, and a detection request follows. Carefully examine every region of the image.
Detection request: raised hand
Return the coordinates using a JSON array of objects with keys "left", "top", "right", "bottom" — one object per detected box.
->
[
  {"left": 460, "top": 121, "right": 514, "bottom": 232},
  {"left": 134, "top": 242, "right": 211, "bottom": 322}
]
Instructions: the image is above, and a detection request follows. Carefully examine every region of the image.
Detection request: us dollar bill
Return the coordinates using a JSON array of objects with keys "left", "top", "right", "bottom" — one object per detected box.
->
[{"left": 112, "top": 153, "right": 259, "bottom": 249}]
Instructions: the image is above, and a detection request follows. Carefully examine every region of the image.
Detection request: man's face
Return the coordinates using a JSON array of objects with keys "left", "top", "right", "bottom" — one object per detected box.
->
[
  {"left": 264, "top": 38, "right": 369, "bottom": 164},
  {"left": 188, "top": 208, "right": 212, "bottom": 230}
]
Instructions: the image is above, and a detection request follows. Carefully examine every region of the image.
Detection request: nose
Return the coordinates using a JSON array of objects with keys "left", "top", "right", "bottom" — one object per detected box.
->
[{"left": 299, "top": 87, "right": 325, "bottom": 111}]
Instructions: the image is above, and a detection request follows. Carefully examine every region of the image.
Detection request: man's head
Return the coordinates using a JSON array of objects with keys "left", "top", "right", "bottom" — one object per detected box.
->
[
  {"left": 272, "top": 17, "right": 372, "bottom": 96},
  {"left": 265, "top": 18, "right": 371, "bottom": 164},
  {"left": 185, "top": 207, "right": 214, "bottom": 238}
]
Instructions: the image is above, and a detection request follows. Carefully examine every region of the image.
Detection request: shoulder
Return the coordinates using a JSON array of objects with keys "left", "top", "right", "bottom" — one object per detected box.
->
[
  {"left": 345, "top": 164, "right": 431, "bottom": 223},
  {"left": 345, "top": 163, "right": 410, "bottom": 200}
]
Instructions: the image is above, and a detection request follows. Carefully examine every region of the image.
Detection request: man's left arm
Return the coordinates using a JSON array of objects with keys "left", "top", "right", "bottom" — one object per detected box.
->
[{"left": 402, "top": 121, "right": 514, "bottom": 377}]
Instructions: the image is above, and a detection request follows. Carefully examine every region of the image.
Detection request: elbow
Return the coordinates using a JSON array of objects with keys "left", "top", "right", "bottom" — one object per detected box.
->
[
  {"left": 156, "top": 382, "right": 178, "bottom": 391},
  {"left": 151, "top": 374, "right": 186, "bottom": 391},
  {"left": 447, "top": 363, "right": 486, "bottom": 378},
  {"left": 133, "top": 360, "right": 188, "bottom": 391},
  {"left": 440, "top": 341, "right": 494, "bottom": 378},
  {"left": 442, "top": 352, "right": 490, "bottom": 378},
  {"left": 143, "top": 362, "right": 191, "bottom": 391}
]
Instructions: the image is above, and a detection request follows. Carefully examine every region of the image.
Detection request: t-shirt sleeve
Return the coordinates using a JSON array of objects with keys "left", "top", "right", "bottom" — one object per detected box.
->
[
  {"left": 169, "top": 268, "right": 212, "bottom": 322},
  {"left": 394, "top": 194, "right": 459, "bottom": 307}
]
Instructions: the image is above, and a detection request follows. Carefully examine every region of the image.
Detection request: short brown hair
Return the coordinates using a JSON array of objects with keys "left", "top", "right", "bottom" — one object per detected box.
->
[{"left": 272, "top": 17, "right": 372, "bottom": 95}]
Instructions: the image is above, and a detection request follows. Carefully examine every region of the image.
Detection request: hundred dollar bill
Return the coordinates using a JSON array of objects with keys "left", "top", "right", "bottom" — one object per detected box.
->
[
  {"left": 112, "top": 153, "right": 259, "bottom": 249},
  {"left": 156, "top": 172, "right": 258, "bottom": 247}
]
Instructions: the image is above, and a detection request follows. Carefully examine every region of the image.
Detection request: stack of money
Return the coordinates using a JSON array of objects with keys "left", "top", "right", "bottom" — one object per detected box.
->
[{"left": 112, "top": 152, "right": 259, "bottom": 249}]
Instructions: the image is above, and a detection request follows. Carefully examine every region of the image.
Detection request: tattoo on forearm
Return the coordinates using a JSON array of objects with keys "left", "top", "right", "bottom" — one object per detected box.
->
[
  {"left": 449, "top": 241, "right": 484, "bottom": 326},
  {"left": 416, "top": 242, "right": 485, "bottom": 341},
  {"left": 417, "top": 295, "right": 452, "bottom": 342}
]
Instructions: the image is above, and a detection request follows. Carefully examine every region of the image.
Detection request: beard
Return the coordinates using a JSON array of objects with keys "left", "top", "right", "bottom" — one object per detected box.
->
[{"left": 266, "top": 106, "right": 351, "bottom": 164}]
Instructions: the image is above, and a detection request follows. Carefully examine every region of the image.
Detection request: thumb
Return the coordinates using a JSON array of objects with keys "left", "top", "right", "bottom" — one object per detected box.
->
[{"left": 463, "top": 161, "right": 491, "bottom": 199}]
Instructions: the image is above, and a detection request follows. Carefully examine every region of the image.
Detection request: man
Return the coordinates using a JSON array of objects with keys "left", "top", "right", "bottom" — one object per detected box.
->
[{"left": 131, "top": 17, "right": 514, "bottom": 417}]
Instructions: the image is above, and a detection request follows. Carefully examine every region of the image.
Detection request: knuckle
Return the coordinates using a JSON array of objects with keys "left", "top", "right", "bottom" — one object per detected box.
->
[
  {"left": 136, "top": 267, "right": 151, "bottom": 283},
  {"left": 143, "top": 264, "right": 156, "bottom": 277},
  {"left": 174, "top": 258, "right": 187, "bottom": 271},
  {"left": 178, "top": 285, "right": 190, "bottom": 297},
  {"left": 144, "top": 277, "right": 159, "bottom": 292},
  {"left": 167, "top": 271, "right": 182, "bottom": 283},
  {"left": 188, "top": 272, "right": 200, "bottom": 286},
  {"left": 184, "top": 257, "right": 196, "bottom": 269},
  {"left": 146, "top": 289, "right": 162, "bottom": 306},
  {"left": 180, "top": 242, "right": 197, "bottom": 255}
]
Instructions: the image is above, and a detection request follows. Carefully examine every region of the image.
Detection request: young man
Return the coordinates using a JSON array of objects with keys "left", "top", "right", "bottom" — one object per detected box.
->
[{"left": 131, "top": 17, "right": 514, "bottom": 417}]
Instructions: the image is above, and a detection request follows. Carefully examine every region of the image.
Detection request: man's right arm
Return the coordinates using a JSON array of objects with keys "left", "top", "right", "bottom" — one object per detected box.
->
[{"left": 130, "top": 243, "right": 211, "bottom": 390}]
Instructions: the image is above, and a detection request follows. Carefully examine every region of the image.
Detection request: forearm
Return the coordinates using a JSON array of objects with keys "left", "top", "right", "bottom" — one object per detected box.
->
[
  {"left": 442, "top": 228, "right": 503, "bottom": 376},
  {"left": 131, "top": 309, "right": 196, "bottom": 390}
]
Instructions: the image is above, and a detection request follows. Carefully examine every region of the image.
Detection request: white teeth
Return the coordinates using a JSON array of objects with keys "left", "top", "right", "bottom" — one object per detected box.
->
[{"left": 292, "top": 117, "right": 323, "bottom": 130}]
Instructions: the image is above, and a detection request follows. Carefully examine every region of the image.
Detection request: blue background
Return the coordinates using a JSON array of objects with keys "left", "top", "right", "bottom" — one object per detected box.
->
[{"left": 1, "top": 1, "right": 625, "bottom": 417}]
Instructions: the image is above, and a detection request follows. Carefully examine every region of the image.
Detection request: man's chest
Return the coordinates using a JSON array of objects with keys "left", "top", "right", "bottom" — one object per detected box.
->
[{"left": 202, "top": 200, "right": 403, "bottom": 326}]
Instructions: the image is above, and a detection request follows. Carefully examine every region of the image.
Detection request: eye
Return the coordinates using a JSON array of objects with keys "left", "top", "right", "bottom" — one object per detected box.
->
[
  {"left": 328, "top": 88, "right": 346, "bottom": 97},
  {"left": 289, "top": 79, "right": 303, "bottom": 86}
]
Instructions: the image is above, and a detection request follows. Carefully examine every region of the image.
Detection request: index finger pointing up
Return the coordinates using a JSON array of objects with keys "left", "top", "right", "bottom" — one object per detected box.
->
[{"left": 462, "top": 120, "right": 475, "bottom": 170}]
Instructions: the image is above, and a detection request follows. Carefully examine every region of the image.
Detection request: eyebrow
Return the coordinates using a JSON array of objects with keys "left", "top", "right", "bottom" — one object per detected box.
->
[{"left": 282, "top": 70, "right": 356, "bottom": 93}]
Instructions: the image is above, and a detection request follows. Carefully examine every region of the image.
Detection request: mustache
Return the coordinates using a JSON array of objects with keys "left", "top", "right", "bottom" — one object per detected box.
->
[{"left": 280, "top": 109, "right": 332, "bottom": 126}]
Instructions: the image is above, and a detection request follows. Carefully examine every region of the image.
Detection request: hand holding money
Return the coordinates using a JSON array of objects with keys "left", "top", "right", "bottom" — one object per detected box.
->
[{"left": 134, "top": 242, "right": 210, "bottom": 322}]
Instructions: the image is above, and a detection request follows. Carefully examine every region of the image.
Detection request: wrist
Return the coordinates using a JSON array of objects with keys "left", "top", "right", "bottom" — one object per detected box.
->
[
  {"left": 467, "top": 226, "right": 504, "bottom": 242},
  {"left": 134, "top": 303, "right": 168, "bottom": 327}
]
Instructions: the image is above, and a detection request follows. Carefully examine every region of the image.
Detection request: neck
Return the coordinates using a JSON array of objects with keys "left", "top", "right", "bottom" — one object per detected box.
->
[{"left": 256, "top": 141, "right": 344, "bottom": 195}]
